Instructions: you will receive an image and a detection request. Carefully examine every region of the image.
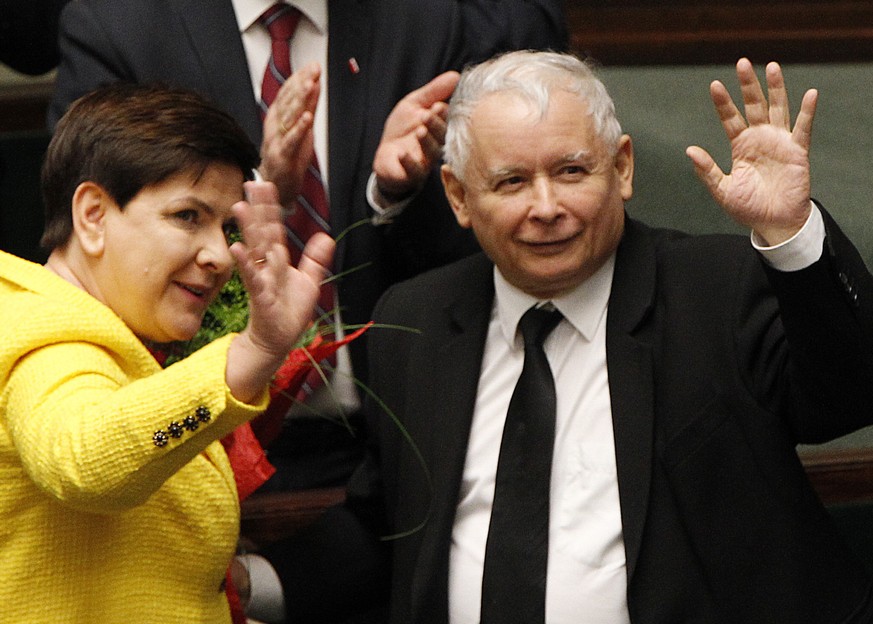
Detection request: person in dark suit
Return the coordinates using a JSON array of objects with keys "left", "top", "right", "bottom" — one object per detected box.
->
[
  {"left": 0, "top": 0, "right": 67, "bottom": 75},
  {"left": 47, "top": 0, "right": 567, "bottom": 490},
  {"left": 0, "top": 0, "right": 69, "bottom": 264},
  {"left": 255, "top": 51, "right": 873, "bottom": 623}
]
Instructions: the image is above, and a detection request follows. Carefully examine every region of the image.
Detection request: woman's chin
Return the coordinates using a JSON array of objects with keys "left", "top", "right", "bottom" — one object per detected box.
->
[{"left": 137, "top": 324, "right": 201, "bottom": 346}]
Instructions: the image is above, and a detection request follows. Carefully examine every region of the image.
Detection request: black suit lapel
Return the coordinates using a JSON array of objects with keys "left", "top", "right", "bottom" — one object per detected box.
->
[
  {"left": 326, "top": 0, "right": 371, "bottom": 248},
  {"left": 408, "top": 255, "right": 495, "bottom": 623},
  {"left": 174, "top": 0, "right": 263, "bottom": 146},
  {"left": 606, "top": 216, "right": 657, "bottom": 582}
]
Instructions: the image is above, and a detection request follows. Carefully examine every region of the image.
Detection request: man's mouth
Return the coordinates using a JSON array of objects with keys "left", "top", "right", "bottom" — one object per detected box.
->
[{"left": 523, "top": 232, "right": 578, "bottom": 249}]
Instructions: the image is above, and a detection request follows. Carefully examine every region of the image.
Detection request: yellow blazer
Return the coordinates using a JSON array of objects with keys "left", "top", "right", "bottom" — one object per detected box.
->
[{"left": 0, "top": 251, "right": 267, "bottom": 623}]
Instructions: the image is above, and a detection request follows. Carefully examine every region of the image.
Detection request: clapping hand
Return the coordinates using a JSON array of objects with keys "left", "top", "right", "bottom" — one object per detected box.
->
[
  {"left": 373, "top": 71, "right": 460, "bottom": 201},
  {"left": 686, "top": 58, "right": 818, "bottom": 246},
  {"left": 260, "top": 62, "right": 321, "bottom": 208}
]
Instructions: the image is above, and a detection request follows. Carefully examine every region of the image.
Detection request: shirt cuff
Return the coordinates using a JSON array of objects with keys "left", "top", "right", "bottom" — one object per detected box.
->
[
  {"left": 366, "top": 172, "right": 415, "bottom": 226},
  {"left": 240, "top": 553, "right": 286, "bottom": 624},
  {"left": 751, "top": 202, "right": 825, "bottom": 272}
]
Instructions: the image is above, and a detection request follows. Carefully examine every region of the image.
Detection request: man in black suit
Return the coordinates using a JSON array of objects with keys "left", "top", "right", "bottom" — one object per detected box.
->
[
  {"left": 259, "top": 51, "right": 873, "bottom": 623},
  {"left": 0, "top": 0, "right": 68, "bottom": 263},
  {"left": 0, "top": 0, "right": 67, "bottom": 75},
  {"left": 48, "top": 0, "right": 567, "bottom": 489}
]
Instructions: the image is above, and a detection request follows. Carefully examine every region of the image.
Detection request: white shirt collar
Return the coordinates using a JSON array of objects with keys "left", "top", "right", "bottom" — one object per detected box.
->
[
  {"left": 493, "top": 253, "right": 616, "bottom": 349},
  {"left": 232, "top": 0, "right": 327, "bottom": 35}
]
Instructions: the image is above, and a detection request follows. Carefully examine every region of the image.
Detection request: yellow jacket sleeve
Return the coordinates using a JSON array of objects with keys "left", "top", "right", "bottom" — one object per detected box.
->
[
  {"left": 0, "top": 252, "right": 268, "bottom": 513},
  {"left": 5, "top": 333, "right": 268, "bottom": 512}
]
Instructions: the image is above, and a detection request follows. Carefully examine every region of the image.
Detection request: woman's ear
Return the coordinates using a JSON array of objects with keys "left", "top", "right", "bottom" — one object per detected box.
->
[{"left": 71, "top": 181, "right": 113, "bottom": 257}]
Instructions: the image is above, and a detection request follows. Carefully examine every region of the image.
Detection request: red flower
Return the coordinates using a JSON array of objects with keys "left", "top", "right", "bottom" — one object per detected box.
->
[
  {"left": 270, "top": 322, "right": 373, "bottom": 398},
  {"left": 248, "top": 322, "right": 373, "bottom": 449}
]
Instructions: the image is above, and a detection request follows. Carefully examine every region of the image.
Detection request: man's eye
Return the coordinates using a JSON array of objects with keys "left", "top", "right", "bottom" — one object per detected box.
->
[
  {"left": 496, "top": 176, "right": 525, "bottom": 191},
  {"left": 559, "top": 165, "right": 586, "bottom": 177}
]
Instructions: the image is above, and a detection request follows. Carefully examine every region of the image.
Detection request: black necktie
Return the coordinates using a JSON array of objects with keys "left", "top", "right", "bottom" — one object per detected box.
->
[{"left": 480, "top": 305, "right": 564, "bottom": 624}]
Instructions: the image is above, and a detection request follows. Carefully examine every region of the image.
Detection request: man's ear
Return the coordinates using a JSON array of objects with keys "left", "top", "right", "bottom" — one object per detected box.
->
[
  {"left": 441, "top": 164, "right": 472, "bottom": 229},
  {"left": 615, "top": 134, "right": 634, "bottom": 201},
  {"left": 71, "top": 181, "right": 113, "bottom": 257}
]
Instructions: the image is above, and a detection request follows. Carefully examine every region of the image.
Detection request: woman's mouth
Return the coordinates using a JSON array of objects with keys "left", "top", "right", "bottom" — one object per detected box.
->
[{"left": 176, "top": 281, "right": 210, "bottom": 300}]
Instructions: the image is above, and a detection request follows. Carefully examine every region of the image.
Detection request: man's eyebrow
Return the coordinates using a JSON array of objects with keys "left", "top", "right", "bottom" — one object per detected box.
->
[
  {"left": 558, "top": 149, "right": 593, "bottom": 163},
  {"left": 483, "top": 149, "right": 594, "bottom": 180},
  {"left": 487, "top": 165, "right": 524, "bottom": 180}
]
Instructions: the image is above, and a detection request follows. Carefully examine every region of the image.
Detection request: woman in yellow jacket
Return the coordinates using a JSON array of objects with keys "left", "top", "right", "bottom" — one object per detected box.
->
[{"left": 0, "top": 84, "right": 333, "bottom": 623}]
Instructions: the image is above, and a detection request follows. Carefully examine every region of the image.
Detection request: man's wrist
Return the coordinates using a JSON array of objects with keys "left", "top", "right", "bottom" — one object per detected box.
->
[
  {"left": 367, "top": 172, "right": 416, "bottom": 224},
  {"left": 752, "top": 200, "right": 824, "bottom": 272}
]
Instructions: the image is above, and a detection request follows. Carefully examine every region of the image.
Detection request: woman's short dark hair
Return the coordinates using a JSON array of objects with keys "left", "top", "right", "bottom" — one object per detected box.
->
[{"left": 40, "top": 83, "right": 260, "bottom": 251}]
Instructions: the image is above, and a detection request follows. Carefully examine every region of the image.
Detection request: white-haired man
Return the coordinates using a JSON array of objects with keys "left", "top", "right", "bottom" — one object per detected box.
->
[{"left": 258, "top": 51, "right": 873, "bottom": 624}]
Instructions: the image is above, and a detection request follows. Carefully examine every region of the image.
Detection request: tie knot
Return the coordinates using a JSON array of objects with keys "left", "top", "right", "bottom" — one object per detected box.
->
[
  {"left": 518, "top": 306, "right": 563, "bottom": 348},
  {"left": 259, "top": 3, "right": 301, "bottom": 42}
]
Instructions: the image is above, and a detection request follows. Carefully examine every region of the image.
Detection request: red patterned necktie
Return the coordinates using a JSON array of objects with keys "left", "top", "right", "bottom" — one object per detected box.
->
[
  {"left": 258, "top": 3, "right": 336, "bottom": 405},
  {"left": 258, "top": 3, "right": 301, "bottom": 113}
]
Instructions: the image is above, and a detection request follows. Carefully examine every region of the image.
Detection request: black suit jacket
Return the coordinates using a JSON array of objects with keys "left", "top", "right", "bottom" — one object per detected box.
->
[
  {"left": 269, "top": 210, "right": 873, "bottom": 623},
  {"left": 0, "top": 0, "right": 67, "bottom": 75},
  {"left": 48, "top": 0, "right": 567, "bottom": 378}
]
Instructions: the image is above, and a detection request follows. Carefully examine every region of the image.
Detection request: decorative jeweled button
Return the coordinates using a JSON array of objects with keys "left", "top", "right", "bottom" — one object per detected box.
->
[
  {"left": 168, "top": 421, "right": 184, "bottom": 438},
  {"left": 153, "top": 430, "right": 169, "bottom": 447},
  {"left": 195, "top": 405, "right": 211, "bottom": 423},
  {"left": 183, "top": 415, "right": 199, "bottom": 431}
]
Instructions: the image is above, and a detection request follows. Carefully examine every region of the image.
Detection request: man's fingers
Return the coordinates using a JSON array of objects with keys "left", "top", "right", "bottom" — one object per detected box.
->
[
  {"left": 709, "top": 80, "right": 747, "bottom": 142},
  {"left": 398, "top": 150, "right": 429, "bottom": 182},
  {"left": 415, "top": 122, "right": 443, "bottom": 162},
  {"left": 276, "top": 111, "right": 314, "bottom": 154},
  {"left": 765, "top": 61, "right": 791, "bottom": 129},
  {"left": 792, "top": 89, "right": 818, "bottom": 151},
  {"left": 686, "top": 145, "right": 725, "bottom": 201},
  {"left": 269, "top": 67, "right": 320, "bottom": 132},
  {"left": 409, "top": 70, "right": 460, "bottom": 106},
  {"left": 422, "top": 105, "right": 448, "bottom": 144},
  {"left": 736, "top": 57, "right": 769, "bottom": 126}
]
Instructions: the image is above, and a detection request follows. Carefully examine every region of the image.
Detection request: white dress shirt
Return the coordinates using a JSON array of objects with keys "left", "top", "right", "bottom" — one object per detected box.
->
[{"left": 450, "top": 253, "right": 630, "bottom": 624}]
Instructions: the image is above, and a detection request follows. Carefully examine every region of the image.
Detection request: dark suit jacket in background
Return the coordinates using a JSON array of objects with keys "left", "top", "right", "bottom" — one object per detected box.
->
[
  {"left": 267, "top": 209, "right": 873, "bottom": 623},
  {"left": 0, "top": 0, "right": 69, "bottom": 266},
  {"left": 0, "top": 0, "right": 67, "bottom": 75},
  {"left": 47, "top": 0, "right": 567, "bottom": 380}
]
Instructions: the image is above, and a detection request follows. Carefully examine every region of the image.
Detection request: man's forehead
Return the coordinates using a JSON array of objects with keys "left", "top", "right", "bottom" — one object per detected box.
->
[
  {"left": 471, "top": 88, "right": 590, "bottom": 117},
  {"left": 467, "top": 91, "right": 598, "bottom": 144}
]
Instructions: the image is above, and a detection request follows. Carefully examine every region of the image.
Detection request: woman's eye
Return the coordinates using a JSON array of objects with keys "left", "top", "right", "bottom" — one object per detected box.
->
[
  {"left": 174, "top": 209, "right": 199, "bottom": 224},
  {"left": 223, "top": 220, "right": 241, "bottom": 244}
]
